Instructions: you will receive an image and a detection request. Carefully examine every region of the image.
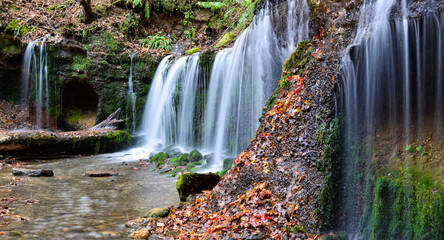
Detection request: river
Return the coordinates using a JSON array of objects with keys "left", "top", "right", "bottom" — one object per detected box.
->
[{"left": 0, "top": 151, "right": 179, "bottom": 239}]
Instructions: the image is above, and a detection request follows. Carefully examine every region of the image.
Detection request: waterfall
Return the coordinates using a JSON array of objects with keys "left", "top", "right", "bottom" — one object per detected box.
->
[
  {"left": 20, "top": 38, "right": 51, "bottom": 129},
  {"left": 127, "top": 54, "right": 137, "bottom": 134},
  {"left": 140, "top": 55, "right": 200, "bottom": 150},
  {"left": 140, "top": 0, "right": 309, "bottom": 168},
  {"left": 339, "top": 0, "right": 444, "bottom": 237},
  {"left": 203, "top": 0, "right": 309, "bottom": 168}
]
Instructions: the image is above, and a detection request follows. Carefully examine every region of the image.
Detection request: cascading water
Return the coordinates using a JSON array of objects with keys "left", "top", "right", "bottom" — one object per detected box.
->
[
  {"left": 140, "top": 0, "right": 309, "bottom": 169},
  {"left": 127, "top": 54, "right": 137, "bottom": 134},
  {"left": 338, "top": 0, "right": 444, "bottom": 238},
  {"left": 203, "top": 0, "right": 309, "bottom": 168},
  {"left": 20, "top": 38, "right": 52, "bottom": 129},
  {"left": 140, "top": 55, "right": 200, "bottom": 151}
]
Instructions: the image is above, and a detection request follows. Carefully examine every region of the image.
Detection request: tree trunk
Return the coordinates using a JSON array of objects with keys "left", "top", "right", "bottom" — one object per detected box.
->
[{"left": 79, "top": 0, "right": 95, "bottom": 24}]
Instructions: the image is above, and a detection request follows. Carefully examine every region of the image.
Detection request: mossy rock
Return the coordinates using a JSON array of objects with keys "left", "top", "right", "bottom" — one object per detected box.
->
[
  {"left": 7, "top": 231, "right": 22, "bottom": 237},
  {"left": 222, "top": 158, "right": 234, "bottom": 170},
  {"left": 360, "top": 168, "right": 444, "bottom": 240},
  {"left": 170, "top": 157, "right": 179, "bottom": 164},
  {"left": 185, "top": 47, "right": 200, "bottom": 55},
  {"left": 189, "top": 150, "right": 203, "bottom": 162},
  {"left": 145, "top": 207, "right": 169, "bottom": 218},
  {"left": 162, "top": 145, "right": 182, "bottom": 157},
  {"left": 216, "top": 169, "right": 227, "bottom": 177},
  {"left": 176, "top": 172, "right": 220, "bottom": 201},
  {"left": 215, "top": 32, "right": 235, "bottom": 48},
  {"left": 149, "top": 152, "right": 169, "bottom": 163},
  {"left": 282, "top": 41, "right": 312, "bottom": 73}
]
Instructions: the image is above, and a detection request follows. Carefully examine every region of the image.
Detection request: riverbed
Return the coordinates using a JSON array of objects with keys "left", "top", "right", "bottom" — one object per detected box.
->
[{"left": 0, "top": 151, "right": 180, "bottom": 239}]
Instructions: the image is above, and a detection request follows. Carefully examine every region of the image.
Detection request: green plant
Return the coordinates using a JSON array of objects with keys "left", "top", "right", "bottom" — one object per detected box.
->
[
  {"left": 405, "top": 145, "right": 411, "bottom": 151},
  {"left": 139, "top": 32, "right": 171, "bottom": 51},
  {"left": 197, "top": 1, "right": 224, "bottom": 11}
]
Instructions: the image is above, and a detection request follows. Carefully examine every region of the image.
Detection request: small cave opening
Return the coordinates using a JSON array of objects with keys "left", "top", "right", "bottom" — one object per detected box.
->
[{"left": 61, "top": 80, "right": 98, "bottom": 130}]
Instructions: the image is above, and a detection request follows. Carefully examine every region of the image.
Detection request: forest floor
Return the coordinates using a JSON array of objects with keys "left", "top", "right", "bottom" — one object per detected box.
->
[{"left": 0, "top": 0, "right": 234, "bottom": 56}]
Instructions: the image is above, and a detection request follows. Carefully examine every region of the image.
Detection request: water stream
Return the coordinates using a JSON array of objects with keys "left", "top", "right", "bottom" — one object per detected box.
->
[{"left": 0, "top": 153, "right": 179, "bottom": 239}]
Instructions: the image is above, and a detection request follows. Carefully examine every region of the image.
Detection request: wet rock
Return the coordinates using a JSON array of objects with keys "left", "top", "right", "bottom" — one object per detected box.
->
[
  {"left": 223, "top": 158, "right": 234, "bottom": 170},
  {"left": 130, "top": 229, "right": 150, "bottom": 239},
  {"left": 85, "top": 171, "right": 118, "bottom": 177},
  {"left": 145, "top": 208, "right": 169, "bottom": 218},
  {"left": 176, "top": 173, "right": 220, "bottom": 201},
  {"left": 12, "top": 168, "right": 54, "bottom": 177},
  {"left": 125, "top": 217, "right": 152, "bottom": 228}
]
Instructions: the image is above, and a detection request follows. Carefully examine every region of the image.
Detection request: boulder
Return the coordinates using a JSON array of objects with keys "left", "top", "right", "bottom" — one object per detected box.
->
[
  {"left": 145, "top": 208, "right": 169, "bottom": 218},
  {"left": 176, "top": 173, "right": 220, "bottom": 201},
  {"left": 85, "top": 171, "right": 118, "bottom": 177},
  {"left": 130, "top": 229, "right": 150, "bottom": 239},
  {"left": 12, "top": 168, "right": 54, "bottom": 177}
]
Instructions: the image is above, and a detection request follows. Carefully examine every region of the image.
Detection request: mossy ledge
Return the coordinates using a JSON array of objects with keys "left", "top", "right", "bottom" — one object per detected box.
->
[{"left": 0, "top": 130, "right": 132, "bottom": 158}]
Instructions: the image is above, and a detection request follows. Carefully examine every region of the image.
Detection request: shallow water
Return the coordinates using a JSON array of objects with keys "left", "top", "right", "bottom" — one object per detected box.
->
[{"left": 0, "top": 152, "right": 179, "bottom": 239}]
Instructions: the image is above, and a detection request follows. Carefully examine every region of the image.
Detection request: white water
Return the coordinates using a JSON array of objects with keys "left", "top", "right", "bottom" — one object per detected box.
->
[
  {"left": 140, "top": 0, "right": 309, "bottom": 169},
  {"left": 127, "top": 54, "right": 137, "bottom": 134},
  {"left": 338, "top": 0, "right": 444, "bottom": 237},
  {"left": 20, "top": 38, "right": 51, "bottom": 129}
]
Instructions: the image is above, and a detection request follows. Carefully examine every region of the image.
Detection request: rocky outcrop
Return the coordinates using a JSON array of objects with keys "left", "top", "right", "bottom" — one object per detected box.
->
[
  {"left": 12, "top": 168, "right": 54, "bottom": 177},
  {"left": 176, "top": 172, "right": 220, "bottom": 201},
  {"left": 0, "top": 130, "right": 131, "bottom": 159},
  {"left": 85, "top": 171, "right": 118, "bottom": 177}
]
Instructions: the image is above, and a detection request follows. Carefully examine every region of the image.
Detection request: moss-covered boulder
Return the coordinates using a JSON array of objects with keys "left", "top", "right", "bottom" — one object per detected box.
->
[
  {"left": 145, "top": 208, "right": 169, "bottom": 218},
  {"left": 149, "top": 152, "right": 169, "bottom": 168},
  {"left": 176, "top": 172, "right": 220, "bottom": 201}
]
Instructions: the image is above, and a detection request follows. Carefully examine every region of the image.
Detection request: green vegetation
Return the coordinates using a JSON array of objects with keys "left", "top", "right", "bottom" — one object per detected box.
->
[
  {"left": 282, "top": 41, "right": 312, "bottom": 73},
  {"left": 263, "top": 41, "right": 312, "bottom": 112},
  {"left": 215, "top": 31, "right": 234, "bottom": 47},
  {"left": 185, "top": 47, "right": 200, "bottom": 55},
  {"left": 314, "top": 118, "right": 341, "bottom": 231},
  {"left": 139, "top": 32, "right": 172, "bottom": 51},
  {"left": 197, "top": 2, "right": 224, "bottom": 11},
  {"left": 149, "top": 152, "right": 170, "bottom": 168},
  {"left": 361, "top": 168, "right": 444, "bottom": 240},
  {"left": 5, "top": 19, "right": 28, "bottom": 36}
]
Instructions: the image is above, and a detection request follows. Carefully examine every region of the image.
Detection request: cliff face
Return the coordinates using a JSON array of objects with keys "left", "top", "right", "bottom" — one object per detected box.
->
[{"left": 134, "top": 1, "right": 364, "bottom": 238}]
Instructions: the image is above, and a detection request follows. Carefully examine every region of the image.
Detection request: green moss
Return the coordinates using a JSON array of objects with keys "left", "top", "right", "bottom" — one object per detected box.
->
[
  {"left": 189, "top": 149, "right": 203, "bottom": 162},
  {"left": 323, "top": 233, "right": 349, "bottom": 240},
  {"left": 262, "top": 41, "right": 312, "bottom": 114},
  {"left": 282, "top": 41, "right": 312, "bottom": 73},
  {"left": 216, "top": 169, "right": 227, "bottom": 177},
  {"left": 363, "top": 168, "right": 444, "bottom": 240},
  {"left": 176, "top": 173, "right": 196, "bottom": 201},
  {"left": 185, "top": 47, "right": 200, "bottom": 55},
  {"left": 215, "top": 32, "right": 235, "bottom": 48},
  {"left": 315, "top": 118, "right": 341, "bottom": 231},
  {"left": 5, "top": 19, "right": 28, "bottom": 36},
  {"left": 7, "top": 231, "right": 22, "bottom": 237},
  {"left": 72, "top": 55, "right": 90, "bottom": 72},
  {"left": 149, "top": 152, "right": 169, "bottom": 167},
  {"left": 167, "top": 168, "right": 183, "bottom": 177},
  {"left": 145, "top": 207, "right": 169, "bottom": 218},
  {"left": 170, "top": 157, "right": 179, "bottom": 163}
]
